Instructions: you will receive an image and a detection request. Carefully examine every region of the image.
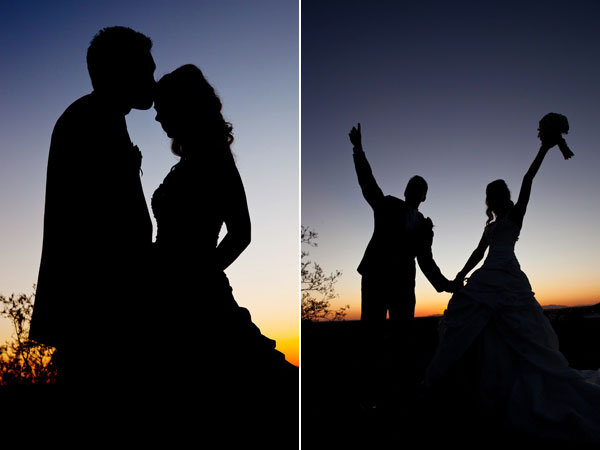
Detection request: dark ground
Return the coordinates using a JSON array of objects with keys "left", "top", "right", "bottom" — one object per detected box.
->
[
  {"left": 302, "top": 304, "right": 600, "bottom": 449},
  {"left": 1, "top": 364, "right": 299, "bottom": 447}
]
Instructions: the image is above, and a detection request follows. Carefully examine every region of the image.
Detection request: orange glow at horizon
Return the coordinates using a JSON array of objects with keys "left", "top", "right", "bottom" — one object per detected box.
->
[
  {"left": 335, "top": 286, "right": 600, "bottom": 322},
  {"left": 276, "top": 336, "right": 299, "bottom": 367}
]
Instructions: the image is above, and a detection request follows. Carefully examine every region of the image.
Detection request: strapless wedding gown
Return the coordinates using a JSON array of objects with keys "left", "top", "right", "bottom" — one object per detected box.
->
[
  {"left": 150, "top": 156, "right": 290, "bottom": 368},
  {"left": 425, "top": 217, "right": 600, "bottom": 443}
]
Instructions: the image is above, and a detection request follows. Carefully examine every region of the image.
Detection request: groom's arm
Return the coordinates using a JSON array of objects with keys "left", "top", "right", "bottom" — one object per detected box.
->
[
  {"left": 416, "top": 218, "right": 450, "bottom": 293},
  {"left": 350, "top": 123, "right": 384, "bottom": 209},
  {"left": 353, "top": 150, "right": 384, "bottom": 209}
]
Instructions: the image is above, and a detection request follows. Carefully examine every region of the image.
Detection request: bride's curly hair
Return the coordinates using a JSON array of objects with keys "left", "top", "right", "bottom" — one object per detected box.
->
[
  {"left": 486, "top": 179, "right": 514, "bottom": 225},
  {"left": 156, "top": 64, "right": 234, "bottom": 159}
]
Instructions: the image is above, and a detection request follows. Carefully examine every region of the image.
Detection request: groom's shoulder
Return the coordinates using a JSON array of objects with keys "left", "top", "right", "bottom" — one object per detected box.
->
[
  {"left": 384, "top": 194, "right": 404, "bottom": 205},
  {"left": 54, "top": 94, "right": 97, "bottom": 133},
  {"left": 380, "top": 195, "right": 408, "bottom": 214},
  {"left": 58, "top": 93, "right": 96, "bottom": 120},
  {"left": 49, "top": 94, "right": 100, "bottom": 162}
]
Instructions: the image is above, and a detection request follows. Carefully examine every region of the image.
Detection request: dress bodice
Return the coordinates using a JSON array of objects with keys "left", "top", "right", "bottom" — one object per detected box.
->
[
  {"left": 151, "top": 158, "right": 225, "bottom": 263},
  {"left": 485, "top": 216, "right": 520, "bottom": 247},
  {"left": 482, "top": 217, "right": 522, "bottom": 270},
  {"left": 149, "top": 154, "right": 291, "bottom": 397}
]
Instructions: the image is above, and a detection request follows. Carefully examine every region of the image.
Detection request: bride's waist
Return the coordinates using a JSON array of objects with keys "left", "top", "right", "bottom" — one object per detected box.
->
[
  {"left": 487, "top": 244, "right": 516, "bottom": 254},
  {"left": 153, "top": 240, "right": 217, "bottom": 261},
  {"left": 483, "top": 249, "right": 519, "bottom": 267},
  {"left": 155, "top": 234, "right": 218, "bottom": 248}
]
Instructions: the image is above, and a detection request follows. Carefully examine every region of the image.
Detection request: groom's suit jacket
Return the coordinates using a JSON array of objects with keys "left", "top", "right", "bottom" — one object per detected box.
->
[
  {"left": 353, "top": 150, "right": 447, "bottom": 291},
  {"left": 30, "top": 92, "right": 153, "bottom": 349}
]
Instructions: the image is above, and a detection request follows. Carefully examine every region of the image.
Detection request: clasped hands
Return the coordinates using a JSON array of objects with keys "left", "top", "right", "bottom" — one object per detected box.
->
[{"left": 444, "top": 274, "right": 465, "bottom": 293}]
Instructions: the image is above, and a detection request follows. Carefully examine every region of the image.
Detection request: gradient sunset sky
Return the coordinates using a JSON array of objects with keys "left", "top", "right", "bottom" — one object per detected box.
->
[
  {"left": 0, "top": 1, "right": 299, "bottom": 365},
  {"left": 302, "top": 0, "right": 600, "bottom": 320}
]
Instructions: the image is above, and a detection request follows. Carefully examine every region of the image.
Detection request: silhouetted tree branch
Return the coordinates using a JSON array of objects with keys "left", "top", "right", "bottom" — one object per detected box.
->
[
  {"left": 0, "top": 287, "right": 56, "bottom": 385},
  {"left": 301, "top": 226, "right": 348, "bottom": 321}
]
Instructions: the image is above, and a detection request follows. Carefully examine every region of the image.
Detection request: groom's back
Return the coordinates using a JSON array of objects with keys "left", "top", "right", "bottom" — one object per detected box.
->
[{"left": 30, "top": 93, "right": 152, "bottom": 349}]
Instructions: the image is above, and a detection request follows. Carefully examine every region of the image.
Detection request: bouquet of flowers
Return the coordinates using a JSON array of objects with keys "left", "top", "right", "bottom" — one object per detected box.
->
[{"left": 538, "top": 112, "right": 574, "bottom": 159}]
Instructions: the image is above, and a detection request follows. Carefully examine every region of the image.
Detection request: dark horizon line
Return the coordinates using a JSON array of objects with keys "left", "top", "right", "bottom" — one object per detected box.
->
[{"left": 305, "top": 302, "right": 600, "bottom": 324}]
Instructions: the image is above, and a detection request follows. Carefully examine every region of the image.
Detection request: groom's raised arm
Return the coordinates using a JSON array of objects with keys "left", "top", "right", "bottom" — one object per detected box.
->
[
  {"left": 416, "top": 218, "right": 450, "bottom": 293},
  {"left": 350, "top": 123, "right": 384, "bottom": 209}
]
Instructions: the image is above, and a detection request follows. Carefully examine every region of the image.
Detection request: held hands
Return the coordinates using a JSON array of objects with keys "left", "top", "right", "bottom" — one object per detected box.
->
[
  {"left": 349, "top": 123, "right": 363, "bottom": 153},
  {"left": 447, "top": 274, "right": 465, "bottom": 293}
]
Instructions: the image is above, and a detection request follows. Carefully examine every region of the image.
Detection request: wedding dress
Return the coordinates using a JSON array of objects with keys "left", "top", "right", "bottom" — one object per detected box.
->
[
  {"left": 425, "top": 216, "right": 600, "bottom": 443},
  {"left": 150, "top": 154, "right": 291, "bottom": 383}
]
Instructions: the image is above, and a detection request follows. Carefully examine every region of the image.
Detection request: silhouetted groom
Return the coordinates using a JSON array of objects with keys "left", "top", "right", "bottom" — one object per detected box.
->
[
  {"left": 30, "top": 27, "right": 156, "bottom": 389},
  {"left": 350, "top": 123, "right": 452, "bottom": 400}
]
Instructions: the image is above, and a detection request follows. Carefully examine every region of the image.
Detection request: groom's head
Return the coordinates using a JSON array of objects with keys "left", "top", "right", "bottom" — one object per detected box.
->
[
  {"left": 87, "top": 26, "right": 156, "bottom": 110},
  {"left": 404, "top": 175, "right": 428, "bottom": 208}
]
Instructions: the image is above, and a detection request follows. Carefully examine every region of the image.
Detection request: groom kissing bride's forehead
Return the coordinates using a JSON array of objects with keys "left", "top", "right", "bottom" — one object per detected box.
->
[{"left": 30, "top": 26, "right": 156, "bottom": 392}]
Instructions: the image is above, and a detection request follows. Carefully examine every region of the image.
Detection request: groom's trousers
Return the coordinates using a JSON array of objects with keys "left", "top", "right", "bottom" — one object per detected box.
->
[
  {"left": 361, "top": 273, "right": 416, "bottom": 325},
  {"left": 359, "top": 272, "right": 417, "bottom": 402}
]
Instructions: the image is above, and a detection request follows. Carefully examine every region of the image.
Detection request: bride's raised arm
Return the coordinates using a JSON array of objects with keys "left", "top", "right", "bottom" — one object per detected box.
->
[
  {"left": 512, "top": 143, "right": 554, "bottom": 227},
  {"left": 513, "top": 114, "right": 571, "bottom": 226}
]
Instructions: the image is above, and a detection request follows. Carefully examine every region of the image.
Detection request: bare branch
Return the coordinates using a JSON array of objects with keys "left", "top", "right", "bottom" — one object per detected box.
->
[{"left": 301, "top": 226, "right": 348, "bottom": 322}]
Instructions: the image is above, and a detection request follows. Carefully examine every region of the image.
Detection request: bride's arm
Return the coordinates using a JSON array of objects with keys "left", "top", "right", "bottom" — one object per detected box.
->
[
  {"left": 216, "top": 161, "right": 251, "bottom": 271},
  {"left": 455, "top": 231, "right": 489, "bottom": 282},
  {"left": 512, "top": 144, "right": 553, "bottom": 225}
]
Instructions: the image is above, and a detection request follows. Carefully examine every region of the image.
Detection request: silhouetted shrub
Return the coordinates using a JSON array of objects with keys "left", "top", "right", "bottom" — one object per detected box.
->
[
  {"left": 0, "top": 288, "right": 57, "bottom": 385},
  {"left": 301, "top": 226, "right": 348, "bottom": 322}
]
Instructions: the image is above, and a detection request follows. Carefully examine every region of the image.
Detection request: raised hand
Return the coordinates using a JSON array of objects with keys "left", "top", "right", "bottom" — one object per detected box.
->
[
  {"left": 538, "top": 113, "right": 574, "bottom": 159},
  {"left": 557, "top": 136, "right": 574, "bottom": 160},
  {"left": 349, "top": 123, "right": 363, "bottom": 153}
]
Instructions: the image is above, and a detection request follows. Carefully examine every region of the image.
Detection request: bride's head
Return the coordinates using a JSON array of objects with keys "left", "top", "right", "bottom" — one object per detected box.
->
[
  {"left": 486, "top": 179, "right": 513, "bottom": 224},
  {"left": 154, "top": 64, "right": 234, "bottom": 159}
]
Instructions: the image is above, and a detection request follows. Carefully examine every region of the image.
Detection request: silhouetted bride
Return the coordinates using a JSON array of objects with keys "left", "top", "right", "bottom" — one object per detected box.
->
[
  {"left": 425, "top": 116, "right": 600, "bottom": 444},
  {"left": 150, "top": 65, "right": 297, "bottom": 436}
]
